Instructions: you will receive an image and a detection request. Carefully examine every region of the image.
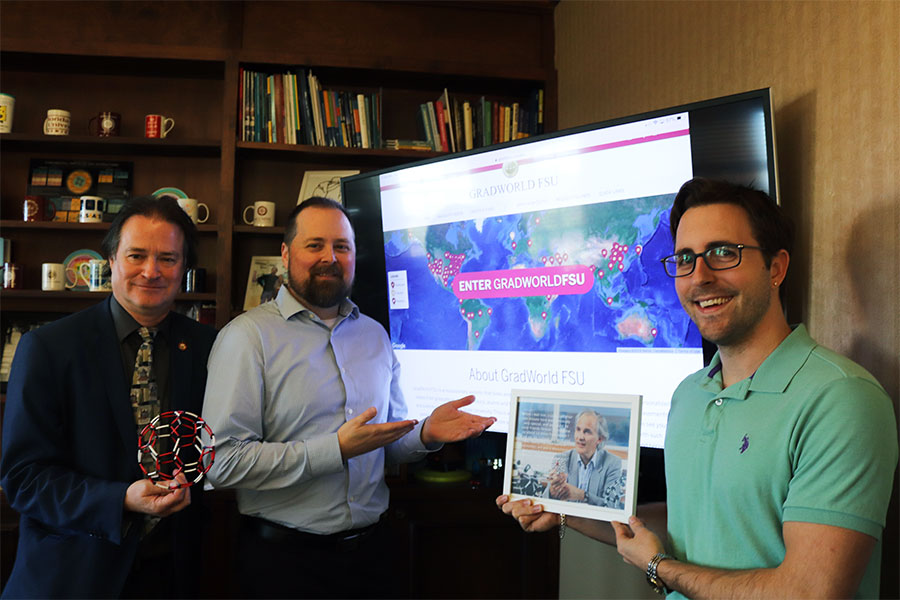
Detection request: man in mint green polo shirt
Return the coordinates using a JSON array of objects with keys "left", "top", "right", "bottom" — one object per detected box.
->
[{"left": 497, "top": 178, "right": 897, "bottom": 598}]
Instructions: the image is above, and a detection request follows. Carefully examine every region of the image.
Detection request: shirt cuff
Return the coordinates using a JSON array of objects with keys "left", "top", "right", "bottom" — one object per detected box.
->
[
  {"left": 306, "top": 432, "right": 346, "bottom": 474},
  {"left": 415, "top": 419, "right": 443, "bottom": 452}
]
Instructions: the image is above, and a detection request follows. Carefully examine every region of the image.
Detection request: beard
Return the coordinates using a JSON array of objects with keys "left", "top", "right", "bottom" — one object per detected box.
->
[{"left": 288, "top": 261, "right": 353, "bottom": 310}]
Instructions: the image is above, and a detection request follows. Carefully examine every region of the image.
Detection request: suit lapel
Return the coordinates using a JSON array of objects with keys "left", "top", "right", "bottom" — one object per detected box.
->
[{"left": 89, "top": 299, "right": 140, "bottom": 464}]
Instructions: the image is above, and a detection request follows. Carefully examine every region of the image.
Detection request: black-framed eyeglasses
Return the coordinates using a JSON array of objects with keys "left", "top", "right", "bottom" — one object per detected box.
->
[{"left": 660, "top": 244, "right": 767, "bottom": 278}]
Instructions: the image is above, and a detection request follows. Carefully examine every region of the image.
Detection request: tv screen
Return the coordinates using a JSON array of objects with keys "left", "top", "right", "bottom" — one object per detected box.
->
[{"left": 343, "top": 88, "right": 777, "bottom": 451}]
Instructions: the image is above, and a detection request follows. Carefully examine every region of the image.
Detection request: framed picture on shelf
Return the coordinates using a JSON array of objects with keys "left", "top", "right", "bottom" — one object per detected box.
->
[
  {"left": 243, "top": 256, "right": 287, "bottom": 311},
  {"left": 297, "top": 170, "right": 359, "bottom": 204},
  {"left": 503, "top": 389, "right": 642, "bottom": 522}
]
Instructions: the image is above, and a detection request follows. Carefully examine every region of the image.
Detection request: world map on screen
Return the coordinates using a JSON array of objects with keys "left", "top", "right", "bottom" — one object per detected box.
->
[{"left": 384, "top": 193, "right": 700, "bottom": 352}]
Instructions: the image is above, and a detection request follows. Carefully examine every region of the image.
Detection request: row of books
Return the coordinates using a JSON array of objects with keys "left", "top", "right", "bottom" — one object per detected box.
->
[
  {"left": 239, "top": 67, "right": 543, "bottom": 153},
  {"left": 240, "top": 67, "right": 382, "bottom": 149},
  {"left": 418, "top": 88, "right": 544, "bottom": 153}
]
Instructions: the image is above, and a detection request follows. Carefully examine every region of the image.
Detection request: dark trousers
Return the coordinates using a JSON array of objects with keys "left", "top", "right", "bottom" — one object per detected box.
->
[
  {"left": 120, "top": 519, "right": 177, "bottom": 599},
  {"left": 238, "top": 515, "right": 393, "bottom": 599}
]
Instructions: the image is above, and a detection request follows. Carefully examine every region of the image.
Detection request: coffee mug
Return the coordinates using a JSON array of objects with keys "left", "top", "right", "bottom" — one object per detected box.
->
[
  {"left": 0, "top": 93, "right": 14, "bottom": 133},
  {"left": 243, "top": 201, "right": 276, "bottom": 227},
  {"left": 145, "top": 114, "right": 175, "bottom": 138},
  {"left": 88, "top": 111, "right": 121, "bottom": 137},
  {"left": 79, "top": 196, "right": 106, "bottom": 223},
  {"left": 177, "top": 197, "right": 210, "bottom": 224},
  {"left": 23, "top": 195, "right": 47, "bottom": 221},
  {"left": 83, "top": 259, "right": 111, "bottom": 292},
  {"left": 42, "top": 263, "right": 66, "bottom": 291},
  {"left": 43, "top": 109, "right": 71, "bottom": 135}
]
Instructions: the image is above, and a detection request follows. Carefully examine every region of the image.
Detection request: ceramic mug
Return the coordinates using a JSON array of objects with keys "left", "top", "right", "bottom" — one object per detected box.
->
[
  {"left": 0, "top": 93, "right": 14, "bottom": 133},
  {"left": 23, "top": 195, "right": 47, "bottom": 221},
  {"left": 177, "top": 197, "right": 210, "bottom": 224},
  {"left": 145, "top": 114, "right": 174, "bottom": 138},
  {"left": 43, "top": 109, "right": 71, "bottom": 135},
  {"left": 79, "top": 196, "right": 106, "bottom": 223},
  {"left": 88, "top": 111, "right": 121, "bottom": 137},
  {"left": 243, "top": 201, "right": 276, "bottom": 227},
  {"left": 41, "top": 262, "right": 66, "bottom": 291},
  {"left": 83, "top": 259, "right": 111, "bottom": 292}
]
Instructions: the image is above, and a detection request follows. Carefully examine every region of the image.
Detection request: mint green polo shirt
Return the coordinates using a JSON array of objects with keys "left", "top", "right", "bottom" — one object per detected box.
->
[{"left": 664, "top": 325, "right": 897, "bottom": 599}]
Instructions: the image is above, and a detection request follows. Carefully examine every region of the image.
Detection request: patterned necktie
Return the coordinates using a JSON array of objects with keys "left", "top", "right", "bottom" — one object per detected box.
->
[{"left": 131, "top": 326, "right": 159, "bottom": 435}]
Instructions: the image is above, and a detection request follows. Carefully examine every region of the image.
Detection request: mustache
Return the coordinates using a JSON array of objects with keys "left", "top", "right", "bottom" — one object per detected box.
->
[{"left": 309, "top": 263, "right": 343, "bottom": 277}]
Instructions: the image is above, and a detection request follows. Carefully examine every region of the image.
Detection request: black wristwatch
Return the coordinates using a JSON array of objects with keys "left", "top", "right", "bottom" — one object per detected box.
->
[{"left": 646, "top": 552, "right": 673, "bottom": 595}]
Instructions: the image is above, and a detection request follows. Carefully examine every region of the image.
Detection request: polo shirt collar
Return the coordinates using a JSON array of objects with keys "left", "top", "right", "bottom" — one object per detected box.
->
[
  {"left": 274, "top": 284, "right": 359, "bottom": 323},
  {"left": 699, "top": 324, "right": 814, "bottom": 399},
  {"left": 747, "top": 324, "right": 815, "bottom": 394}
]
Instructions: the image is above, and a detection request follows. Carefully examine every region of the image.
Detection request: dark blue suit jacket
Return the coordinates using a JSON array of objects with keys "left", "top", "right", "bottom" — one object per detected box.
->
[{"left": 0, "top": 298, "right": 215, "bottom": 598}]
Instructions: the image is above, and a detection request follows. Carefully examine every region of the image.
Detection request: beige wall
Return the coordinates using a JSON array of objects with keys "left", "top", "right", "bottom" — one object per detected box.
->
[{"left": 555, "top": 1, "right": 899, "bottom": 597}]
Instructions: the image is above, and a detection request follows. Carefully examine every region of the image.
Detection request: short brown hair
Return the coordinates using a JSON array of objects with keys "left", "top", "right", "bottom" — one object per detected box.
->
[
  {"left": 669, "top": 178, "right": 794, "bottom": 268},
  {"left": 283, "top": 196, "right": 353, "bottom": 245}
]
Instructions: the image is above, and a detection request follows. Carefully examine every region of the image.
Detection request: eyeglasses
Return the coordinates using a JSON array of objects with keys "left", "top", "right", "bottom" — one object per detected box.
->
[{"left": 660, "top": 244, "right": 767, "bottom": 278}]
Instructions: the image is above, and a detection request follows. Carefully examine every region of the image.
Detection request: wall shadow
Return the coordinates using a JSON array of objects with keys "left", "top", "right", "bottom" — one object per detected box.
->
[
  {"left": 773, "top": 91, "right": 815, "bottom": 326},
  {"left": 846, "top": 201, "right": 900, "bottom": 600}
]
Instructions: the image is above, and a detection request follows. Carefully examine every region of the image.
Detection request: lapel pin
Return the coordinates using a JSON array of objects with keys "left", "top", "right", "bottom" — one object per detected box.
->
[{"left": 178, "top": 342, "right": 188, "bottom": 351}]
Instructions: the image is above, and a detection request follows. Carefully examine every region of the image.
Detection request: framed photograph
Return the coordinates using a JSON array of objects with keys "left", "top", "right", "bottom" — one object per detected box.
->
[
  {"left": 503, "top": 389, "right": 642, "bottom": 522},
  {"left": 297, "top": 170, "right": 359, "bottom": 204},
  {"left": 243, "top": 256, "right": 287, "bottom": 311}
]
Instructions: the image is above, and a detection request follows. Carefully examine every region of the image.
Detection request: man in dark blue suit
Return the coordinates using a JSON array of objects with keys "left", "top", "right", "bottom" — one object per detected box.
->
[{"left": 1, "top": 196, "right": 216, "bottom": 598}]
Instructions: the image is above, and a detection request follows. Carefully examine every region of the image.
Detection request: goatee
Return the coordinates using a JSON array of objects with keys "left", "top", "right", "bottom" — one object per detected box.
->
[{"left": 290, "top": 262, "right": 352, "bottom": 310}]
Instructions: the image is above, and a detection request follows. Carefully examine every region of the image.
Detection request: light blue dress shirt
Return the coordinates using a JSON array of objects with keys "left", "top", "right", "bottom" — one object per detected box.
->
[
  {"left": 576, "top": 449, "right": 602, "bottom": 492},
  {"left": 203, "top": 286, "right": 434, "bottom": 534}
]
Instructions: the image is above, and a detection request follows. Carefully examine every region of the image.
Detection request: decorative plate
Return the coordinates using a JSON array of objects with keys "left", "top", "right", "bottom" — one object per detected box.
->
[
  {"left": 152, "top": 187, "right": 189, "bottom": 201},
  {"left": 63, "top": 249, "right": 103, "bottom": 290},
  {"left": 66, "top": 169, "right": 93, "bottom": 195}
]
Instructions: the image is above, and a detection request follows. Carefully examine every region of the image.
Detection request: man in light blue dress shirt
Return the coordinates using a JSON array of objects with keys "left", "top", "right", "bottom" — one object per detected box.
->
[{"left": 202, "top": 197, "right": 495, "bottom": 598}]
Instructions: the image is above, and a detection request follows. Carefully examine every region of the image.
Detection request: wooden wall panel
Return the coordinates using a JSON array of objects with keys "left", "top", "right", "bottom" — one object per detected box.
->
[
  {"left": 241, "top": 1, "right": 554, "bottom": 75},
  {"left": 0, "top": 1, "right": 238, "bottom": 54},
  {"left": 555, "top": 1, "right": 899, "bottom": 597}
]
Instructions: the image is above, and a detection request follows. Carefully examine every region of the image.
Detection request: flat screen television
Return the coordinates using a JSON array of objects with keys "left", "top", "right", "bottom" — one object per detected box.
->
[{"left": 342, "top": 89, "right": 777, "bottom": 484}]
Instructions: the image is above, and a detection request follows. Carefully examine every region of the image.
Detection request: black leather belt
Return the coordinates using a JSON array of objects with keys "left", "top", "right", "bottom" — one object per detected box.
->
[{"left": 243, "top": 515, "right": 382, "bottom": 550}]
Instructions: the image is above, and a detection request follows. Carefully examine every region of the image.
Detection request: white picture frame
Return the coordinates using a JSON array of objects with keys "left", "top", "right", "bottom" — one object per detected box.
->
[
  {"left": 243, "top": 256, "right": 287, "bottom": 311},
  {"left": 297, "top": 169, "right": 359, "bottom": 204},
  {"left": 503, "top": 389, "right": 642, "bottom": 522}
]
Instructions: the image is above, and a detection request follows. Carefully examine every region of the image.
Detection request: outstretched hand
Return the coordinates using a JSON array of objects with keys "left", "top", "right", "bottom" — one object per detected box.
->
[
  {"left": 495, "top": 494, "right": 559, "bottom": 533},
  {"left": 338, "top": 406, "right": 418, "bottom": 460},
  {"left": 421, "top": 395, "right": 496, "bottom": 445},
  {"left": 124, "top": 472, "right": 191, "bottom": 517}
]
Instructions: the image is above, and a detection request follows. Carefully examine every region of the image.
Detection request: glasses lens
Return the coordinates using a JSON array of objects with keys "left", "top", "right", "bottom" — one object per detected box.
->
[
  {"left": 663, "top": 254, "right": 691, "bottom": 277},
  {"left": 707, "top": 245, "right": 741, "bottom": 269}
]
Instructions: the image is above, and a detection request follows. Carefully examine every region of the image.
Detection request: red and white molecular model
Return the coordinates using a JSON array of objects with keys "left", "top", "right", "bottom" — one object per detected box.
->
[{"left": 137, "top": 410, "right": 215, "bottom": 489}]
